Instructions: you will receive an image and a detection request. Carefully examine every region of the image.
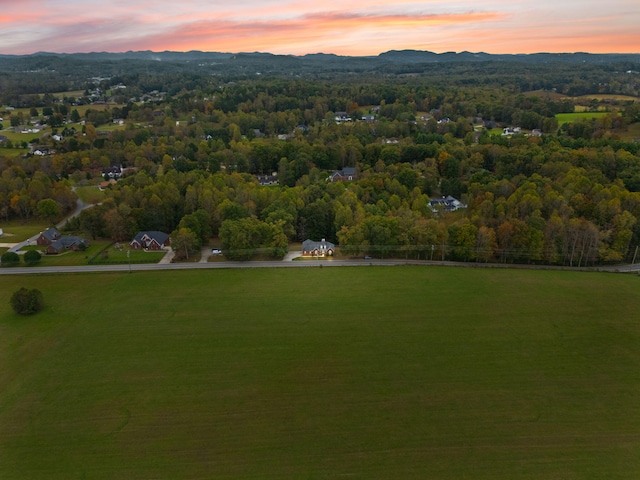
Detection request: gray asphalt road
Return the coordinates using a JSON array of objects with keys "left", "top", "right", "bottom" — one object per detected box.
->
[
  {"left": 1, "top": 258, "right": 638, "bottom": 275},
  {"left": 0, "top": 258, "right": 392, "bottom": 275}
]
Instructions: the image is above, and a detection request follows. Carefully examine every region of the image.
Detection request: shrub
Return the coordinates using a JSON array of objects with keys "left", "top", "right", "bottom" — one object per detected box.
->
[
  {"left": 10, "top": 288, "right": 44, "bottom": 315},
  {"left": 24, "top": 249, "right": 42, "bottom": 265},
  {"left": 1, "top": 251, "right": 20, "bottom": 266}
]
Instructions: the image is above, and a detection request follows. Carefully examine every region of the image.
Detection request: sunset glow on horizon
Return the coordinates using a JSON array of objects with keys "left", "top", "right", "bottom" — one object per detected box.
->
[{"left": 0, "top": 0, "right": 638, "bottom": 56}]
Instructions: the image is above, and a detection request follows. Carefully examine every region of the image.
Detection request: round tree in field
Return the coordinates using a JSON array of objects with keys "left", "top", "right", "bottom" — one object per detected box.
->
[
  {"left": 1, "top": 251, "right": 20, "bottom": 266},
  {"left": 10, "top": 288, "right": 44, "bottom": 315},
  {"left": 24, "top": 249, "right": 42, "bottom": 265}
]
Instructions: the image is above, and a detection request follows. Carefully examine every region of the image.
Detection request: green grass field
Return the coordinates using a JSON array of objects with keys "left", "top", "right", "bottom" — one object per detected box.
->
[
  {"left": 555, "top": 112, "right": 618, "bottom": 128},
  {"left": 74, "top": 186, "right": 106, "bottom": 204},
  {"left": 0, "top": 267, "right": 638, "bottom": 479},
  {"left": 0, "top": 220, "right": 50, "bottom": 243},
  {"left": 0, "top": 147, "right": 27, "bottom": 158},
  {"left": 0, "top": 129, "right": 41, "bottom": 145},
  {"left": 52, "top": 90, "right": 86, "bottom": 99}
]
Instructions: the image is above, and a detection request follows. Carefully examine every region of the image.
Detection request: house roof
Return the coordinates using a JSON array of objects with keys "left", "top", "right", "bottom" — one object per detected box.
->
[
  {"left": 256, "top": 174, "right": 278, "bottom": 185},
  {"left": 429, "top": 195, "right": 466, "bottom": 212},
  {"left": 302, "top": 239, "right": 335, "bottom": 251},
  {"left": 132, "top": 231, "right": 170, "bottom": 245},
  {"left": 48, "top": 235, "right": 87, "bottom": 250},
  {"left": 329, "top": 167, "right": 357, "bottom": 181},
  {"left": 41, "top": 227, "right": 61, "bottom": 241}
]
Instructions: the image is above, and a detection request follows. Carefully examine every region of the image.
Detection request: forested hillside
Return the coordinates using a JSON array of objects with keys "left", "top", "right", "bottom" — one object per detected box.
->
[{"left": 1, "top": 55, "right": 639, "bottom": 265}]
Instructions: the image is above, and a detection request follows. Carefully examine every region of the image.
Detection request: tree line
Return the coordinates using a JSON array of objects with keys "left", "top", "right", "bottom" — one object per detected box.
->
[{"left": 1, "top": 74, "right": 640, "bottom": 265}]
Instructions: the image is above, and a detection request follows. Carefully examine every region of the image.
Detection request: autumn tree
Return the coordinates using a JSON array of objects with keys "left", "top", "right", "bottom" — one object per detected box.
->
[
  {"left": 448, "top": 221, "right": 478, "bottom": 261},
  {"left": 104, "top": 204, "right": 137, "bottom": 242},
  {"left": 171, "top": 227, "right": 200, "bottom": 260},
  {"left": 219, "top": 217, "right": 287, "bottom": 260},
  {"left": 37, "top": 198, "right": 61, "bottom": 224}
]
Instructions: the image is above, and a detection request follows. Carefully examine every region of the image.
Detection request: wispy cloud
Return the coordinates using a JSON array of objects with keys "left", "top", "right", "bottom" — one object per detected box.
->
[
  {"left": 0, "top": 1, "right": 638, "bottom": 55},
  {"left": 141, "top": 11, "right": 505, "bottom": 53}
]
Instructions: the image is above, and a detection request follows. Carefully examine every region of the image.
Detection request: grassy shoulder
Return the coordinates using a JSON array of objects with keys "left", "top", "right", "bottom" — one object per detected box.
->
[
  {"left": 89, "top": 244, "right": 166, "bottom": 265},
  {"left": 0, "top": 267, "right": 638, "bottom": 478}
]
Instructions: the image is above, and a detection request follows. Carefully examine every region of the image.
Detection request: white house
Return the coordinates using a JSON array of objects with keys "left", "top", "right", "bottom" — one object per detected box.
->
[{"left": 429, "top": 195, "right": 467, "bottom": 213}]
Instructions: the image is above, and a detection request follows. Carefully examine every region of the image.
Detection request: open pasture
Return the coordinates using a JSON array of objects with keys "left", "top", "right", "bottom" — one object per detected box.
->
[
  {"left": 0, "top": 267, "right": 638, "bottom": 479},
  {"left": 0, "top": 128, "right": 42, "bottom": 144},
  {"left": 52, "top": 90, "right": 86, "bottom": 99},
  {"left": 555, "top": 111, "right": 617, "bottom": 127},
  {"left": 0, "top": 148, "right": 26, "bottom": 158}
]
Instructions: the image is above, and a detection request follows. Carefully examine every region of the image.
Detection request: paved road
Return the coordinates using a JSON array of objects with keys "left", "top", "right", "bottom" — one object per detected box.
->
[
  {"left": 0, "top": 258, "right": 380, "bottom": 275},
  {"left": 1, "top": 257, "right": 638, "bottom": 276}
]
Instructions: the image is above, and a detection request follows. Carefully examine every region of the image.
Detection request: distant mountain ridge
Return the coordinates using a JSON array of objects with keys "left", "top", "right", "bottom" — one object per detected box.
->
[
  {"left": 378, "top": 50, "right": 640, "bottom": 64},
  {"left": 0, "top": 49, "right": 638, "bottom": 77},
  {"left": 1, "top": 49, "right": 638, "bottom": 63}
]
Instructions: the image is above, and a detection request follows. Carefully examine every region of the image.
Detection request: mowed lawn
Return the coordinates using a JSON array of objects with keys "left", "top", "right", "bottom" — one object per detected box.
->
[{"left": 0, "top": 267, "right": 638, "bottom": 479}]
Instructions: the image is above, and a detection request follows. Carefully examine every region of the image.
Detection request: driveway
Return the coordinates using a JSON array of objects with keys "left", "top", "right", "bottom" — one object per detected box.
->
[
  {"left": 283, "top": 250, "right": 300, "bottom": 261},
  {"left": 200, "top": 246, "right": 211, "bottom": 263},
  {"left": 158, "top": 247, "right": 175, "bottom": 264}
]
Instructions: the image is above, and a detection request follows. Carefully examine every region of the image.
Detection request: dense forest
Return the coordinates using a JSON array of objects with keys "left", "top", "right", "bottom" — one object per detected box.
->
[{"left": 1, "top": 53, "right": 640, "bottom": 265}]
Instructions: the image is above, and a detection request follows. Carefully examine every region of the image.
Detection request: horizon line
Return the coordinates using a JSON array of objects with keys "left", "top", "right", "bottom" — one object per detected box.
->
[{"left": 2, "top": 49, "right": 640, "bottom": 58}]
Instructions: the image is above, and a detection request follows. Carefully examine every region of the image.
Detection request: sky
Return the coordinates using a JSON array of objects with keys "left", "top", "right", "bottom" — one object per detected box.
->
[{"left": 1, "top": 0, "right": 639, "bottom": 56}]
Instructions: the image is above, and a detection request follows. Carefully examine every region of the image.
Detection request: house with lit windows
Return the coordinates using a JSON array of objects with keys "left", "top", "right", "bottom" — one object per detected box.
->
[{"left": 301, "top": 239, "right": 335, "bottom": 257}]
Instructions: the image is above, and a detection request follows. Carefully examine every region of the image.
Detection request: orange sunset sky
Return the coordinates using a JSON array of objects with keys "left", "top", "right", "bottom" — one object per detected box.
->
[{"left": 1, "top": 0, "right": 638, "bottom": 56}]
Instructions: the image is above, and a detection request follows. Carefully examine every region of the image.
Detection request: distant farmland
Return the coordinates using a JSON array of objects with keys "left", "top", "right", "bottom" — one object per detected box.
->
[
  {"left": 0, "top": 267, "right": 638, "bottom": 479},
  {"left": 555, "top": 111, "right": 617, "bottom": 127},
  {"left": 556, "top": 112, "right": 618, "bottom": 121},
  {"left": 575, "top": 94, "right": 638, "bottom": 103}
]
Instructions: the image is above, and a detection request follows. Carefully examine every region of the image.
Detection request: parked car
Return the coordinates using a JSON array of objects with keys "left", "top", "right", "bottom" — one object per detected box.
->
[
  {"left": 364, "top": 255, "right": 372, "bottom": 260},
  {"left": 211, "top": 249, "right": 222, "bottom": 255}
]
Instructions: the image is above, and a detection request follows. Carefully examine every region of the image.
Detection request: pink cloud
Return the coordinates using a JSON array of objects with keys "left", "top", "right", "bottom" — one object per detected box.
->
[
  {"left": 119, "top": 11, "right": 505, "bottom": 54},
  {"left": 1, "top": 1, "right": 638, "bottom": 55}
]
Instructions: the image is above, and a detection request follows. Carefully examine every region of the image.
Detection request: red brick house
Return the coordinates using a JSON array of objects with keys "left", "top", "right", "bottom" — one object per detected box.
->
[
  {"left": 45, "top": 236, "right": 90, "bottom": 254},
  {"left": 36, "top": 227, "right": 62, "bottom": 245}
]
